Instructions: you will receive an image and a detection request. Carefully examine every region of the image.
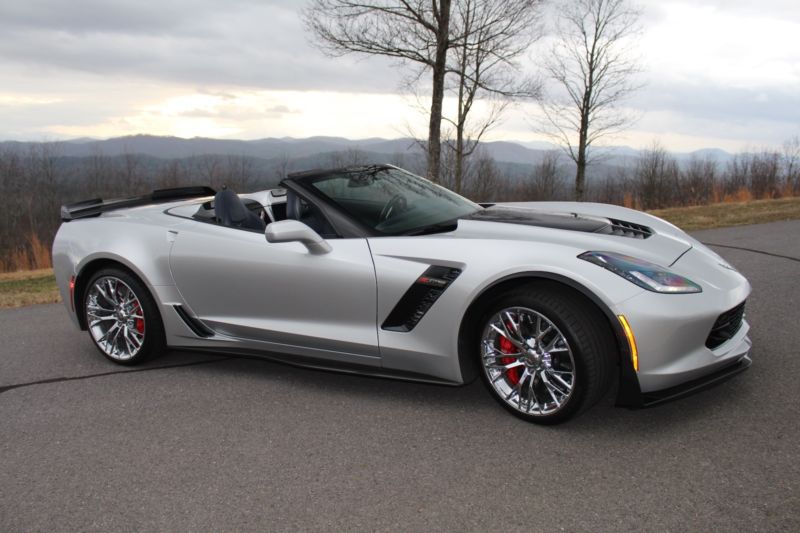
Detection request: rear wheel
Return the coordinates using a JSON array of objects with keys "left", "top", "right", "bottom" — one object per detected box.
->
[
  {"left": 477, "top": 283, "right": 615, "bottom": 424},
  {"left": 84, "top": 268, "right": 165, "bottom": 365}
]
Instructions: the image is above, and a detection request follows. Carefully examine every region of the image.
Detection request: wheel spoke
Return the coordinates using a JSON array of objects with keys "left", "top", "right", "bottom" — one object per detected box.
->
[
  {"left": 87, "top": 302, "right": 114, "bottom": 313},
  {"left": 482, "top": 342, "right": 522, "bottom": 359},
  {"left": 491, "top": 372, "right": 508, "bottom": 384},
  {"left": 490, "top": 324, "right": 524, "bottom": 350},
  {"left": 106, "top": 278, "right": 118, "bottom": 305},
  {"left": 122, "top": 326, "right": 136, "bottom": 355},
  {"left": 108, "top": 328, "right": 120, "bottom": 352},
  {"left": 528, "top": 377, "right": 542, "bottom": 414},
  {"left": 535, "top": 314, "right": 552, "bottom": 339},
  {"left": 548, "top": 370, "right": 573, "bottom": 392},
  {"left": 97, "top": 322, "right": 118, "bottom": 343},
  {"left": 95, "top": 284, "right": 112, "bottom": 306},
  {"left": 89, "top": 316, "right": 116, "bottom": 327},
  {"left": 516, "top": 369, "right": 530, "bottom": 411},
  {"left": 541, "top": 372, "right": 565, "bottom": 405},
  {"left": 486, "top": 360, "right": 525, "bottom": 372},
  {"left": 544, "top": 336, "right": 566, "bottom": 353},
  {"left": 503, "top": 311, "right": 523, "bottom": 341}
]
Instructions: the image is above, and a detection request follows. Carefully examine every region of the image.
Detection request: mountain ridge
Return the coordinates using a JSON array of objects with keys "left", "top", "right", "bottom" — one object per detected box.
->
[{"left": 1, "top": 134, "right": 737, "bottom": 167}]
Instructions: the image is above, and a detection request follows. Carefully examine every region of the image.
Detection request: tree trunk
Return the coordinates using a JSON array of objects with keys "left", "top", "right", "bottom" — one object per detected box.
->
[
  {"left": 574, "top": 153, "right": 586, "bottom": 201},
  {"left": 426, "top": 0, "right": 451, "bottom": 183},
  {"left": 454, "top": 70, "right": 466, "bottom": 193},
  {"left": 575, "top": 86, "right": 591, "bottom": 201}
]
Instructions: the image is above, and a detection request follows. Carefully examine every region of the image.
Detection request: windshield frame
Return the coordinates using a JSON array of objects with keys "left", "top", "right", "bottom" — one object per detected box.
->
[{"left": 289, "top": 164, "right": 481, "bottom": 237}]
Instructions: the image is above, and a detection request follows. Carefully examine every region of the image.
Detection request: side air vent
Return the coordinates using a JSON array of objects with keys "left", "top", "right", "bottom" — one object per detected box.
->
[
  {"left": 599, "top": 218, "right": 653, "bottom": 239},
  {"left": 706, "top": 301, "right": 746, "bottom": 349},
  {"left": 174, "top": 305, "right": 215, "bottom": 337},
  {"left": 382, "top": 266, "right": 462, "bottom": 332}
]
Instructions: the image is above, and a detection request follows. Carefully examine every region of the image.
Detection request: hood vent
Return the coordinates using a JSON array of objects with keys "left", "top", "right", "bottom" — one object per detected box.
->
[
  {"left": 598, "top": 218, "right": 653, "bottom": 239},
  {"left": 462, "top": 206, "right": 653, "bottom": 239}
]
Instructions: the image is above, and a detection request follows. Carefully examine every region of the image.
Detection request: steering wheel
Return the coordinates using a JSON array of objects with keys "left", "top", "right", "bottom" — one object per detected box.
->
[{"left": 379, "top": 194, "right": 408, "bottom": 222}]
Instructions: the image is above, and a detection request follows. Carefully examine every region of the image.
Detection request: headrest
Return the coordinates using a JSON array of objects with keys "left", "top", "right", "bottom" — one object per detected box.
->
[{"left": 214, "top": 189, "right": 249, "bottom": 225}]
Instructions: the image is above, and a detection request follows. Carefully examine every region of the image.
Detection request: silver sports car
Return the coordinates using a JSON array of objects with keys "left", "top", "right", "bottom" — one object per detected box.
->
[{"left": 53, "top": 164, "right": 752, "bottom": 424}]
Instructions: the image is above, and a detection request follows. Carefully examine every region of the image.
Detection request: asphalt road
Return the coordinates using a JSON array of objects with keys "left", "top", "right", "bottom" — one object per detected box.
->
[{"left": 2, "top": 221, "right": 799, "bottom": 532}]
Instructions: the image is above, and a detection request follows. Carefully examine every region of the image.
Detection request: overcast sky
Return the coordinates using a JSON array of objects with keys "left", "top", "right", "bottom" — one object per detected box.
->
[{"left": 0, "top": 0, "right": 798, "bottom": 151}]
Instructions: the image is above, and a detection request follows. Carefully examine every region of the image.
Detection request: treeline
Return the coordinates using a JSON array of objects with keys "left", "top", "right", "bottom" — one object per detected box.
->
[
  {"left": 0, "top": 146, "right": 288, "bottom": 272},
  {"left": 1, "top": 139, "right": 799, "bottom": 272},
  {"left": 590, "top": 141, "right": 800, "bottom": 210},
  {"left": 441, "top": 140, "right": 800, "bottom": 210}
]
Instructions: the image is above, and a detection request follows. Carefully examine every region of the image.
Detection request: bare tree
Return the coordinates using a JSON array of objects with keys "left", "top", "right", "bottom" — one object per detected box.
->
[
  {"left": 782, "top": 135, "right": 800, "bottom": 194},
  {"left": 681, "top": 155, "right": 717, "bottom": 206},
  {"left": 635, "top": 142, "right": 679, "bottom": 210},
  {"left": 538, "top": 0, "right": 641, "bottom": 200},
  {"left": 303, "top": 1, "right": 452, "bottom": 182},
  {"left": 461, "top": 148, "right": 500, "bottom": 201},
  {"left": 443, "top": 0, "right": 542, "bottom": 193},
  {"left": 525, "top": 150, "right": 563, "bottom": 200},
  {"left": 749, "top": 150, "right": 781, "bottom": 199},
  {"left": 274, "top": 153, "right": 292, "bottom": 182}
]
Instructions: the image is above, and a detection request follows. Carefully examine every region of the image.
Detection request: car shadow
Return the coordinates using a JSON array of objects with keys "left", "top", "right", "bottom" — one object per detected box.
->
[{"left": 156, "top": 348, "right": 755, "bottom": 437}]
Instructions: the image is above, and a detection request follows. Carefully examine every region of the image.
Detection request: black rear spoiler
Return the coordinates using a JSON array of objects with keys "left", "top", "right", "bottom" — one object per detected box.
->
[{"left": 60, "top": 186, "right": 216, "bottom": 221}]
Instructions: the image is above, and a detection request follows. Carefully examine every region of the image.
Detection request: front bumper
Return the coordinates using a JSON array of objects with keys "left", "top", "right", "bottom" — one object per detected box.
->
[
  {"left": 638, "top": 354, "right": 751, "bottom": 407},
  {"left": 615, "top": 327, "right": 752, "bottom": 408},
  {"left": 613, "top": 244, "right": 753, "bottom": 408}
]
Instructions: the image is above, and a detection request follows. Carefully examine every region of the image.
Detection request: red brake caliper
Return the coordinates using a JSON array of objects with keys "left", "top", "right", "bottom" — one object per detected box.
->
[
  {"left": 498, "top": 333, "right": 521, "bottom": 386},
  {"left": 133, "top": 301, "right": 145, "bottom": 335}
]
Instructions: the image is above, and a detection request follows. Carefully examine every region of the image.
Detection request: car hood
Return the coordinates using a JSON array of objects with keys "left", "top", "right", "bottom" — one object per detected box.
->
[{"left": 452, "top": 201, "right": 694, "bottom": 266}]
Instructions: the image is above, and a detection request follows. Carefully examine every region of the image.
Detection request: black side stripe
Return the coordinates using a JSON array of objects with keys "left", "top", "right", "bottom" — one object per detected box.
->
[{"left": 381, "top": 266, "right": 462, "bottom": 332}]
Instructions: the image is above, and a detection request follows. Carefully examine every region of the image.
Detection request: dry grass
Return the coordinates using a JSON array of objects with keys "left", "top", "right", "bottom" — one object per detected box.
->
[
  {"left": 0, "top": 268, "right": 61, "bottom": 309},
  {"left": 0, "top": 233, "right": 52, "bottom": 272},
  {"left": 649, "top": 196, "right": 800, "bottom": 232}
]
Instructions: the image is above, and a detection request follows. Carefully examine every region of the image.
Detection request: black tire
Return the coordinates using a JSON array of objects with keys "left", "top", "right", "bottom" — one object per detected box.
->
[
  {"left": 83, "top": 267, "right": 166, "bottom": 366},
  {"left": 474, "top": 281, "right": 616, "bottom": 424}
]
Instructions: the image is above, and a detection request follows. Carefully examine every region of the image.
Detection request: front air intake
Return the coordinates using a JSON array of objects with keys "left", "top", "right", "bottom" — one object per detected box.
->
[{"left": 706, "top": 301, "right": 746, "bottom": 349}]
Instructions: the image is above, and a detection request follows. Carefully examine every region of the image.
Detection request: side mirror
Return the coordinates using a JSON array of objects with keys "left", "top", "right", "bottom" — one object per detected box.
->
[{"left": 265, "top": 219, "right": 332, "bottom": 254}]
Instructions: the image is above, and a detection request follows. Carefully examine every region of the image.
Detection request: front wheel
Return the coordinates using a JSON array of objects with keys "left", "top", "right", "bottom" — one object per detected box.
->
[
  {"left": 84, "top": 268, "right": 165, "bottom": 365},
  {"left": 477, "top": 283, "right": 616, "bottom": 424}
]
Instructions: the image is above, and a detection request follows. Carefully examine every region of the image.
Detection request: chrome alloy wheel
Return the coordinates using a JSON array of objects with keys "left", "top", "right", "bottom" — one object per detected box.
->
[
  {"left": 86, "top": 276, "right": 146, "bottom": 361},
  {"left": 481, "top": 307, "right": 576, "bottom": 416}
]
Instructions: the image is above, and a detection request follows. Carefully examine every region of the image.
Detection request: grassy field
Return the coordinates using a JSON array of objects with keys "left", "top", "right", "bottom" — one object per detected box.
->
[
  {"left": 650, "top": 196, "right": 800, "bottom": 231},
  {"left": 1, "top": 196, "right": 799, "bottom": 309},
  {"left": 0, "top": 268, "right": 61, "bottom": 309}
]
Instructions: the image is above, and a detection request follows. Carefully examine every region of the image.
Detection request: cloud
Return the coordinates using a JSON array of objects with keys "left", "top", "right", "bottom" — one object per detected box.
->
[{"left": 0, "top": 0, "right": 402, "bottom": 93}]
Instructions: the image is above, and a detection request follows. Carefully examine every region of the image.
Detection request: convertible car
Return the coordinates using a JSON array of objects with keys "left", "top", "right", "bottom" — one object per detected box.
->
[{"left": 53, "top": 164, "right": 752, "bottom": 424}]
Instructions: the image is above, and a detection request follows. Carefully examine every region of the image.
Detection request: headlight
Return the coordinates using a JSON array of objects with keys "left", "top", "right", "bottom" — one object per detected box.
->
[{"left": 578, "top": 251, "right": 702, "bottom": 294}]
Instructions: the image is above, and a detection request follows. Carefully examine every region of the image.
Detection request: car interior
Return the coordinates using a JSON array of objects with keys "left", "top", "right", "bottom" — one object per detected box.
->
[{"left": 191, "top": 188, "right": 337, "bottom": 238}]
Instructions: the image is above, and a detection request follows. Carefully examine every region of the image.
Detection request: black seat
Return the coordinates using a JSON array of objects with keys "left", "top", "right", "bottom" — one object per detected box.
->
[
  {"left": 286, "top": 190, "right": 335, "bottom": 236},
  {"left": 214, "top": 189, "right": 266, "bottom": 231}
]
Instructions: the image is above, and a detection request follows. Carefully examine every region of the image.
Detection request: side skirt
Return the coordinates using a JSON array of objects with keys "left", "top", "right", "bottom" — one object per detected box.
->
[{"left": 176, "top": 346, "right": 463, "bottom": 387}]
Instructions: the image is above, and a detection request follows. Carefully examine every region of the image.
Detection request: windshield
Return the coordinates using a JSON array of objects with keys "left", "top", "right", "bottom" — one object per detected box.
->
[{"left": 307, "top": 166, "right": 481, "bottom": 235}]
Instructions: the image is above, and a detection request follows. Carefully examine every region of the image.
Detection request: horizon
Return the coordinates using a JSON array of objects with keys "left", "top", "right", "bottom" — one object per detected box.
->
[{"left": 0, "top": 133, "right": 762, "bottom": 158}]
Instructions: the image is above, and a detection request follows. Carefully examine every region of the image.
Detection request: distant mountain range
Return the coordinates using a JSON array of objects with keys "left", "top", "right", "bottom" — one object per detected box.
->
[{"left": 0, "top": 134, "right": 737, "bottom": 169}]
